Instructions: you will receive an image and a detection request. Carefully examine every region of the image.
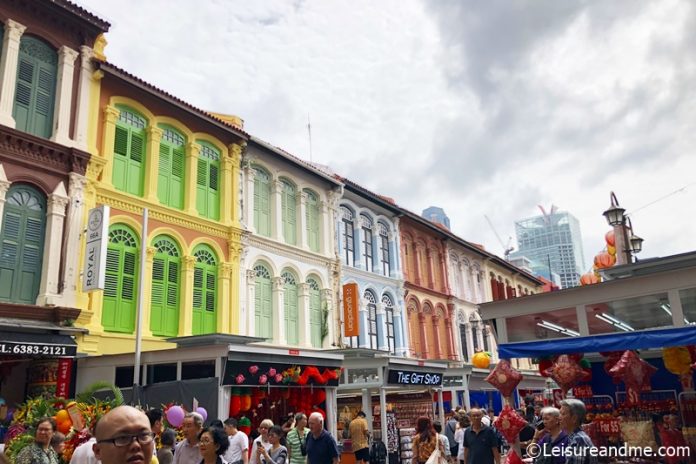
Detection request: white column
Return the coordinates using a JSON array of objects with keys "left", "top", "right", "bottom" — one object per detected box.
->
[
  {"left": 298, "top": 282, "right": 311, "bottom": 347},
  {"left": 298, "top": 191, "right": 308, "bottom": 249},
  {"left": 668, "top": 289, "right": 686, "bottom": 328},
  {"left": 246, "top": 269, "right": 256, "bottom": 336},
  {"left": 272, "top": 180, "right": 283, "bottom": 241},
  {"left": 0, "top": 19, "right": 26, "bottom": 128},
  {"left": 0, "top": 163, "right": 11, "bottom": 220},
  {"left": 73, "top": 46, "right": 94, "bottom": 150},
  {"left": 273, "top": 276, "right": 286, "bottom": 344},
  {"left": 37, "top": 182, "right": 69, "bottom": 305},
  {"left": 358, "top": 294, "right": 369, "bottom": 348},
  {"left": 376, "top": 301, "right": 387, "bottom": 350},
  {"left": 465, "top": 323, "right": 475, "bottom": 357},
  {"left": 51, "top": 46, "right": 79, "bottom": 146},
  {"left": 60, "top": 173, "right": 87, "bottom": 307},
  {"left": 321, "top": 288, "right": 333, "bottom": 348},
  {"left": 244, "top": 167, "right": 256, "bottom": 232}
]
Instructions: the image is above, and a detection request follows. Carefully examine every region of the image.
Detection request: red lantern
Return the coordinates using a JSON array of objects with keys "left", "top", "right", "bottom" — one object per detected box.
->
[
  {"left": 229, "top": 396, "right": 241, "bottom": 416},
  {"left": 594, "top": 252, "right": 615, "bottom": 269},
  {"left": 605, "top": 230, "right": 615, "bottom": 247},
  {"left": 580, "top": 273, "right": 599, "bottom": 286},
  {"left": 240, "top": 394, "right": 252, "bottom": 412}
]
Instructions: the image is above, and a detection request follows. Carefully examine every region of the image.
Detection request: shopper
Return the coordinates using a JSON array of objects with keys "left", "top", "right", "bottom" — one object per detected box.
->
[
  {"left": 531, "top": 407, "right": 567, "bottom": 464},
  {"left": 173, "top": 412, "right": 204, "bottom": 464},
  {"left": 157, "top": 429, "right": 176, "bottom": 464},
  {"left": 223, "top": 418, "right": 249, "bottom": 464},
  {"left": 250, "top": 420, "right": 274, "bottom": 464},
  {"left": 198, "top": 426, "right": 229, "bottom": 464},
  {"left": 286, "top": 413, "right": 308, "bottom": 464},
  {"left": 305, "top": 412, "right": 339, "bottom": 464},
  {"left": 51, "top": 432, "right": 66, "bottom": 457},
  {"left": 559, "top": 399, "right": 597, "bottom": 464},
  {"left": 412, "top": 416, "right": 443, "bottom": 464},
  {"left": 462, "top": 408, "right": 499, "bottom": 464},
  {"left": 349, "top": 411, "right": 370, "bottom": 464},
  {"left": 92, "top": 406, "right": 155, "bottom": 464},
  {"left": 455, "top": 414, "right": 470, "bottom": 464},
  {"left": 146, "top": 410, "right": 164, "bottom": 437},
  {"left": 432, "top": 422, "right": 451, "bottom": 462},
  {"left": 16, "top": 417, "right": 60, "bottom": 464},
  {"left": 258, "top": 426, "right": 287, "bottom": 464},
  {"left": 444, "top": 413, "right": 458, "bottom": 459}
]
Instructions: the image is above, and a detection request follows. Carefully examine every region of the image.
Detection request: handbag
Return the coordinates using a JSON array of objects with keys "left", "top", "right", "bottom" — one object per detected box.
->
[{"left": 424, "top": 448, "right": 445, "bottom": 464}]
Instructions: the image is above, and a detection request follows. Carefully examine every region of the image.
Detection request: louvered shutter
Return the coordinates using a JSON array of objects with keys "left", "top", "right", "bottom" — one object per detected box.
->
[
  {"left": 102, "top": 248, "right": 120, "bottom": 328},
  {"left": 254, "top": 174, "right": 271, "bottom": 236},
  {"left": 157, "top": 144, "right": 171, "bottom": 205},
  {"left": 112, "top": 126, "right": 129, "bottom": 191},
  {"left": 255, "top": 272, "right": 272, "bottom": 340},
  {"left": 102, "top": 228, "right": 138, "bottom": 333},
  {"left": 203, "top": 269, "right": 216, "bottom": 333},
  {"left": 170, "top": 146, "right": 185, "bottom": 209},
  {"left": 19, "top": 216, "right": 44, "bottom": 302},
  {"left": 208, "top": 162, "right": 219, "bottom": 220},
  {"left": 150, "top": 257, "right": 165, "bottom": 333},
  {"left": 120, "top": 249, "right": 137, "bottom": 331},
  {"left": 306, "top": 194, "right": 319, "bottom": 252},
  {"left": 13, "top": 40, "right": 56, "bottom": 139},
  {"left": 285, "top": 187, "right": 296, "bottom": 245},
  {"left": 284, "top": 279, "right": 298, "bottom": 344},
  {"left": 128, "top": 131, "right": 145, "bottom": 196},
  {"left": 13, "top": 58, "right": 34, "bottom": 133},
  {"left": 33, "top": 64, "right": 55, "bottom": 138},
  {"left": 165, "top": 260, "right": 179, "bottom": 334},
  {"left": 309, "top": 283, "right": 322, "bottom": 348},
  {"left": 196, "top": 158, "right": 208, "bottom": 216}
]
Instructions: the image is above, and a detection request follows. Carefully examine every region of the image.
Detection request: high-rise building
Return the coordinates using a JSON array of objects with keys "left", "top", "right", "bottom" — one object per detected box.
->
[
  {"left": 512, "top": 210, "right": 586, "bottom": 289},
  {"left": 422, "top": 206, "right": 450, "bottom": 229}
]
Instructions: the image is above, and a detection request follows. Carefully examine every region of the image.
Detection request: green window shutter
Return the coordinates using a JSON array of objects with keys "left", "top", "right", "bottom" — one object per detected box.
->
[
  {"left": 192, "top": 246, "right": 218, "bottom": 335},
  {"left": 0, "top": 185, "right": 46, "bottom": 304},
  {"left": 157, "top": 128, "right": 185, "bottom": 208},
  {"left": 127, "top": 130, "right": 145, "bottom": 196},
  {"left": 196, "top": 158, "right": 208, "bottom": 216},
  {"left": 282, "top": 272, "right": 298, "bottom": 345},
  {"left": 150, "top": 237, "right": 180, "bottom": 337},
  {"left": 13, "top": 37, "right": 57, "bottom": 138},
  {"left": 253, "top": 168, "right": 271, "bottom": 236},
  {"left": 102, "top": 226, "right": 139, "bottom": 333},
  {"left": 254, "top": 264, "right": 272, "bottom": 339},
  {"left": 308, "top": 278, "right": 322, "bottom": 348},
  {"left": 157, "top": 143, "right": 171, "bottom": 205},
  {"left": 305, "top": 191, "right": 320, "bottom": 252},
  {"left": 112, "top": 125, "right": 129, "bottom": 191},
  {"left": 170, "top": 146, "right": 184, "bottom": 209},
  {"left": 196, "top": 142, "right": 221, "bottom": 220},
  {"left": 113, "top": 107, "right": 146, "bottom": 196},
  {"left": 281, "top": 182, "right": 296, "bottom": 245},
  {"left": 208, "top": 162, "right": 219, "bottom": 220}
]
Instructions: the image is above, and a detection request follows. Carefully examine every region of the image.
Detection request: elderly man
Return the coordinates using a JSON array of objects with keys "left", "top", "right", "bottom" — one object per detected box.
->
[
  {"left": 305, "top": 412, "right": 339, "bottom": 464},
  {"left": 559, "top": 399, "right": 597, "bottom": 464},
  {"left": 92, "top": 406, "right": 155, "bottom": 464},
  {"left": 463, "top": 408, "right": 499, "bottom": 464},
  {"left": 173, "top": 412, "right": 204, "bottom": 464}
]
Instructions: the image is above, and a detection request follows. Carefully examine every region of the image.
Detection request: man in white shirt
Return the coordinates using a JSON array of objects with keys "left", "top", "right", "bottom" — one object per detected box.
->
[
  {"left": 223, "top": 418, "right": 249, "bottom": 464},
  {"left": 173, "top": 412, "right": 203, "bottom": 464}
]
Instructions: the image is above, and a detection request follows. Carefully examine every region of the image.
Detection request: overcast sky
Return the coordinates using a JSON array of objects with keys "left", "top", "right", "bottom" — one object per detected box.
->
[{"left": 76, "top": 0, "right": 696, "bottom": 272}]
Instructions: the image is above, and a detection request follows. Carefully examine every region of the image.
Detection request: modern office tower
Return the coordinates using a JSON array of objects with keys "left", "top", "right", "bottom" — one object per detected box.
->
[
  {"left": 422, "top": 206, "right": 451, "bottom": 230},
  {"left": 513, "top": 209, "right": 586, "bottom": 289}
]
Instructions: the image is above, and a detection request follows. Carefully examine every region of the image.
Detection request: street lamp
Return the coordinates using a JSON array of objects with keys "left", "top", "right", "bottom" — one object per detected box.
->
[{"left": 602, "top": 192, "right": 643, "bottom": 264}]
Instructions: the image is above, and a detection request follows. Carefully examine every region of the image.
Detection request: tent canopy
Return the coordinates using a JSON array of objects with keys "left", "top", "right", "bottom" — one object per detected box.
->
[{"left": 497, "top": 326, "right": 696, "bottom": 359}]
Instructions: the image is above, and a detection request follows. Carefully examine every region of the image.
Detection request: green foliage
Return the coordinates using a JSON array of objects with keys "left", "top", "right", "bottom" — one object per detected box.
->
[
  {"left": 5, "top": 433, "right": 35, "bottom": 462},
  {"left": 75, "top": 381, "right": 124, "bottom": 407}
]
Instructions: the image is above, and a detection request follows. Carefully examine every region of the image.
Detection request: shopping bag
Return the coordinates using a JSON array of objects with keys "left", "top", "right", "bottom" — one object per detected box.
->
[{"left": 425, "top": 448, "right": 446, "bottom": 464}]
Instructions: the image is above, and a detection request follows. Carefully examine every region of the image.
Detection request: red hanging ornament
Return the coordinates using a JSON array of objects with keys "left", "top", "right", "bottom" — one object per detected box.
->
[
  {"left": 608, "top": 350, "right": 658, "bottom": 406},
  {"left": 543, "top": 355, "right": 585, "bottom": 397},
  {"left": 485, "top": 359, "right": 523, "bottom": 398},
  {"left": 493, "top": 405, "right": 527, "bottom": 443}
]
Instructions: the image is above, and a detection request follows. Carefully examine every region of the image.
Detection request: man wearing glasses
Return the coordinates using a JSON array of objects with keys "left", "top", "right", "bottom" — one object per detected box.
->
[{"left": 93, "top": 406, "right": 155, "bottom": 464}]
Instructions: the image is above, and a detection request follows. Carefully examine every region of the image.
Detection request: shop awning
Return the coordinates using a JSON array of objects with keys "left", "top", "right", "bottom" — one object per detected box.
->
[
  {"left": 498, "top": 326, "right": 696, "bottom": 359},
  {"left": 0, "top": 330, "right": 77, "bottom": 357}
]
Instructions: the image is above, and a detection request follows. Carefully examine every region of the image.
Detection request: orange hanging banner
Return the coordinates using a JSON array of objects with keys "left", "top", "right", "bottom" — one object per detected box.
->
[{"left": 343, "top": 283, "right": 359, "bottom": 337}]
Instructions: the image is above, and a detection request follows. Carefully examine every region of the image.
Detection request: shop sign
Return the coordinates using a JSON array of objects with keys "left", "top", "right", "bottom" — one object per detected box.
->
[
  {"left": 56, "top": 358, "right": 73, "bottom": 398},
  {"left": 83, "top": 205, "right": 110, "bottom": 292},
  {"left": 574, "top": 385, "right": 593, "bottom": 398},
  {"left": 222, "top": 361, "right": 341, "bottom": 387},
  {"left": 0, "top": 341, "right": 76, "bottom": 357},
  {"left": 596, "top": 418, "right": 621, "bottom": 434},
  {"left": 343, "top": 283, "right": 359, "bottom": 337},
  {"left": 387, "top": 369, "right": 443, "bottom": 386}
]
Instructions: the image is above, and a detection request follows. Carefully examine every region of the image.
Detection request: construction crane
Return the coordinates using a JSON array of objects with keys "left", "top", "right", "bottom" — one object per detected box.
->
[{"left": 484, "top": 215, "right": 515, "bottom": 260}]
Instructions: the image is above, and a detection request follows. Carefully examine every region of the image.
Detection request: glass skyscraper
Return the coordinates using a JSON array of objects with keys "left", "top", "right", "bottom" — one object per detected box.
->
[{"left": 512, "top": 211, "right": 586, "bottom": 289}]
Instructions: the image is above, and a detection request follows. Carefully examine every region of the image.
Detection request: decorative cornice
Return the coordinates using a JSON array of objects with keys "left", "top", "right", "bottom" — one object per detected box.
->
[
  {"left": 0, "top": 125, "right": 90, "bottom": 176},
  {"left": 342, "top": 266, "right": 403, "bottom": 287},
  {"left": 0, "top": 301, "right": 80, "bottom": 323},
  {"left": 248, "top": 234, "right": 334, "bottom": 267}
]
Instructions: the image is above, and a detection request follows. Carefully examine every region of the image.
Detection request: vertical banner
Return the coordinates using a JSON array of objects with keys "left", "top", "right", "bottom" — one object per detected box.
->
[
  {"left": 343, "top": 283, "right": 359, "bottom": 337},
  {"left": 83, "top": 205, "right": 110, "bottom": 291},
  {"left": 56, "top": 358, "right": 73, "bottom": 399}
]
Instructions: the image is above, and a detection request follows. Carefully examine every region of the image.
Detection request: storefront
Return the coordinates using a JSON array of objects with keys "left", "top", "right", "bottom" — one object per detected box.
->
[{"left": 336, "top": 351, "right": 447, "bottom": 464}]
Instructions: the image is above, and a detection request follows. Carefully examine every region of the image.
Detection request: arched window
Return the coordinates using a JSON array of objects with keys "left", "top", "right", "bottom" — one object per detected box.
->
[
  {"left": 339, "top": 207, "right": 354, "bottom": 266},
  {"left": 253, "top": 167, "right": 271, "bottom": 237},
  {"left": 196, "top": 141, "right": 220, "bottom": 220},
  {"left": 254, "top": 263, "right": 272, "bottom": 339},
  {"left": 364, "top": 290, "right": 377, "bottom": 349},
  {"left": 361, "top": 215, "right": 373, "bottom": 271},
  {"left": 14, "top": 36, "right": 57, "bottom": 138},
  {"left": 381, "top": 294, "right": 395, "bottom": 354},
  {"left": 150, "top": 236, "right": 181, "bottom": 336},
  {"left": 113, "top": 105, "right": 146, "bottom": 196},
  {"left": 193, "top": 245, "right": 218, "bottom": 335},
  {"left": 282, "top": 270, "right": 299, "bottom": 344},
  {"left": 304, "top": 189, "right": 320, "bottom": 252},
  {"left": 307, "top": 277, "right": 322, "bottom": 348},
  {"left": 281, "top": 180, "right": 297, "bottom": 245},
  {"left": 378, "top": 223, "right": 390, "bottom": 276},
  {"left": 0, "top": 184, "right": 46, "bottom": 304},
  {"left": 459, "top": 322, "right": 470, "bottom": 362},
  {"left": 157, "top": 126, "right": 185, "bottom": 209},
  {"left": 103, "top": 225, "right": 139, "bottom": 333}
]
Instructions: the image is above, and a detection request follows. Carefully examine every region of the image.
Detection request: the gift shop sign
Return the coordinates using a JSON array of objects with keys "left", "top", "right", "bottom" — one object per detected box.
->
[{"left": 387, "top": 369, "right": 443, "bottom": 386}]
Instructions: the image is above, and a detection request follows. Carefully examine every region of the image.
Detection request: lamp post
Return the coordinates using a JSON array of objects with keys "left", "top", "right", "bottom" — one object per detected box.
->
[{"left": 602, "top": 192, "right": 644, "bottom": 265}]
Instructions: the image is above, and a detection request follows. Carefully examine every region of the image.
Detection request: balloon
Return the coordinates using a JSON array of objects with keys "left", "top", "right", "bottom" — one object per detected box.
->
[
  {"left": 543, "top": 355, "right": 585, "bottom": 397},
  {"left": 196, "top": 407, "right": 208, "bottom": 422},
  {"left": 493, "top": 405, "right": 527, "bottom": 443},
  {"left": 472, "top": 351, "right": 491, "bottom": 369},
  {"left": 485, "top": 359, "right": 523, "bottom": 397},
  {"left": 663, "top": 347, "right": 692, "bottom": 375},
  {"left": 605, "top": 230, "right": 615, "bottom": 247},
  {"left": 166, "top": 406, "right": 185, "bottom": 428},
  {"left": 608, "top": 350, "right": 658, "bottom": 406}
]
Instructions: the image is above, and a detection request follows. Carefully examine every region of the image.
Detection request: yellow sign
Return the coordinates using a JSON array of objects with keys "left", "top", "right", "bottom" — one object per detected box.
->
[{"left": 343, "top": 283, "right": 359, "bottom": 337}]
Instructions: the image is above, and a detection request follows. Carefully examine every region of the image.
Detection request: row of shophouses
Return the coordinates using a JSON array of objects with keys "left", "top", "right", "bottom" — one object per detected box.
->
[{"left": 0, "top": 0, "right": 546, "bottom": 432}]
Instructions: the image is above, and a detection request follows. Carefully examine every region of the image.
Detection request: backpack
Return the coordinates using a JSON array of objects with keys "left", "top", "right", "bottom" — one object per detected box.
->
[{"left": 370, "top": 439, "right": 387, "bottom": 464}]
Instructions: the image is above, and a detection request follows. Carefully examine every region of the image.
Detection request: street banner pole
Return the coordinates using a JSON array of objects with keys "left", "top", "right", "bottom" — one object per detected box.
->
[{"left": 133, "top": 207, "right": 148, "bottom": 400}]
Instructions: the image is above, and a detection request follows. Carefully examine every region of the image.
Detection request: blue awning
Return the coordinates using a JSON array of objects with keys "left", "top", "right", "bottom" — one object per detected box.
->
[{"left": 498, "top": 326, "right": 696, "bottom": 359}]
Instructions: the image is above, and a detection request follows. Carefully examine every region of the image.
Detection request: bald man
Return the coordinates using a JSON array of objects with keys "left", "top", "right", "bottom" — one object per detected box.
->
[{"left": 93, "top": 406, "right": 155, "bottom": 464}]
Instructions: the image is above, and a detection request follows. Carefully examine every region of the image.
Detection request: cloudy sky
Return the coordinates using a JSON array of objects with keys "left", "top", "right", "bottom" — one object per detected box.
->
[{"left": 77, "top": 0, "right": 696, "bottom": 271}]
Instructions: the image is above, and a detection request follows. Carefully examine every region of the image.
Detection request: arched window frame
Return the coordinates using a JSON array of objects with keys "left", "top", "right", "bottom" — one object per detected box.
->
[
  {"left": 157, "top": 125, "right": 186, "bottom": 209},
  {"left": 150, "top": 235, "right": 181, "bottom": 337},
  {"left": 103, "top": 224, "right": 139, "bottom": 333},
  {"left": 192, "top": 245, "right": 218, "bottom": 335},
  {"left": 378, "top": 223, "right": 390, "bottom": 276},
  {"left": 253, "top": 166, "right": 271, "bottom": 237},
  {"left": 364, "top": 290, "right": 378, "bottom": 349},
  {"left": 196, "top": 141, "right": 221, "bottom": 220},
  {"left": 304, "top": 189, "right": 320, "bottom": 252},
  {"left": 113, "top": 105, "right": 147, "bottom": 196},
  {"left": 381, "top": 294, "right": 395, "bottom": 354},
  {"left": 280, "top": 179, "right": 297, "bottom": 245},
  {"left": 339, "top": 206, "right": 355, "bottom": 267}
]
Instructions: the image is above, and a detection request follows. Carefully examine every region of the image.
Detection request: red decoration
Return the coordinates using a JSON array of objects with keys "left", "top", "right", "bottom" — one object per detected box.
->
[
  {"left": 594, "top": 252, "right": 616, "bottom": 269},
  {"left": 249, "top": 365, "right": 259, "bottom": 375},
  {"left": 268, "top": 368, "right": 277, "bottom": 377},
  {"left": 485, "top": 359, "right": 523, "bottom": 397},
  {"left": 229, "top": 396, "right": 241, "bottom": 416},
  {"left": 505, "top": 449, "right": 524, "bottom": 464},
  {"left": 494, "top": 405, "right": 527, "bottom": 443},
  {"left": 580, "top": 273, "right": 599, "bottom": 286},
  {"left": 538, "top": 359, "right": 553, "bottom": 377},
  {"left": 259, "top": 374, "right": 268, "bottom": 384},
  {"left": 605, "top": 230, "right": 615, "bottom": 247},
  {"left": 608, "top": 350, "right": 658, "bottom": 406},
  {"left": 240, "top": 394, "right": 251, "bottom": 412},
  {"left": 235, "top": 374, "right": 245, "bottom": 384},
  {"left": 274, "top": 374, "right": 283, "bottom": 383},
  {"left": 543, "top": 355, "right": 585, "bottom": 397},
  {"left": 312, "top": 389, "right": 327, "bottom": 405}
]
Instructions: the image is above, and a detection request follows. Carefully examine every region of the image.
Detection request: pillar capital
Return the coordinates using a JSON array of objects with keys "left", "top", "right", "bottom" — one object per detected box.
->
[
  {"left": 183, "top": 255, "right": 196, "bottom": 271},
  {"left": 272, "top": 276, "right": 284, "bottom": 291},
  {"left": 186, "top": 141, "right": 200, "bottom": 158},
  {"left": 146, "top": 246, "right": 156, "bottom": 262},
  {"left": 79, "top": 45, "right": 94, "bottom": 69},
  {"left": 229, "top": 142, "right": 246, "bottom": 164},
  {"left": 146, "top": 125, "right": 163, "bottom": 140},
  {"left": 246, "top": 269, "right": 257, "bottom": 283},
  {"left": 5, "top": 19, "right": 26, "bottom": 40},
  {"left": 57, "top": 45, "right": 79, "bottom": 63},
  {"left": 104, "top": 105, "right": 120, "bottom": 123},
  {"left": 220, "top": 263, "right": 233, "bottom": 279}
]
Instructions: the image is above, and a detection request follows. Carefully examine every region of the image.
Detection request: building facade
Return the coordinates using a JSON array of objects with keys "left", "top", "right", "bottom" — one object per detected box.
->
[
  {"left": 513, "top": 210, "right": 586, "bottom": 289},
  {"left": 0, "top": 0, "right": 109, "bottom": 404}
]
